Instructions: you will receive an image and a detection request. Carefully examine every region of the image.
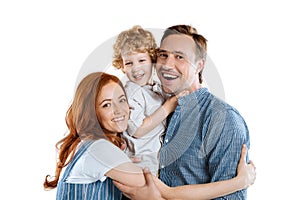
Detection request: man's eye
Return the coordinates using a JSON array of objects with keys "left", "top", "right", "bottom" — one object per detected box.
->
[
  {"left": 175, "top": 55, "right": 184, "bottom": 60},
  {"left": 125, "top": 62, "right": 132, "bottom": 66},
  {"left": 139, "top": 59, "right": 146, "bottom": 63},
  {"left": 158, "top": 53, "right": 168, "bottom": 58}
]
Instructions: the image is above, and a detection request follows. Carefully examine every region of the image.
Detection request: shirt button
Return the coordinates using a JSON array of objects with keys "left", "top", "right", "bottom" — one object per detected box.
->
[
  {"left": 165, "top": 139, "right": 169, "bottom": 143},
  {"left": 161, "top": 165, "right": 164, "bottom": 168}
]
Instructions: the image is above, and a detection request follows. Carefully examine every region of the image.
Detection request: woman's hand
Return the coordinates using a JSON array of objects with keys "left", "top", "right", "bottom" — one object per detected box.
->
[{"left": 236, "top": 144, "right": 256, "bottom": 189}]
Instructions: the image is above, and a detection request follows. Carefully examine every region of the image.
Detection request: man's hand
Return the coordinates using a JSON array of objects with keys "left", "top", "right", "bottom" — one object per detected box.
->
[{"left": 113, "top": 168, "right": 165, "bottom": 200}]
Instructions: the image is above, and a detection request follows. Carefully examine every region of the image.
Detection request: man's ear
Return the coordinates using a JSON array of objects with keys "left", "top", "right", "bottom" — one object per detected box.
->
[{"left": 196, "top": 58, "right": 205, "bottom": 74}]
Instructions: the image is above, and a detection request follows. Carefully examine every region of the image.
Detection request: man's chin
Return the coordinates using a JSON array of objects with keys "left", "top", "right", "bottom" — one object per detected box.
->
[{"left": 162, "top": 86, "right": 176, "bottom": 96}]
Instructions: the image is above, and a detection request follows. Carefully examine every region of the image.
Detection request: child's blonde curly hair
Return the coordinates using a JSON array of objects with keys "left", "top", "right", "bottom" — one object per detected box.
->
[{"left": 112, "top": 25, "right": 157, "bottom": 70}]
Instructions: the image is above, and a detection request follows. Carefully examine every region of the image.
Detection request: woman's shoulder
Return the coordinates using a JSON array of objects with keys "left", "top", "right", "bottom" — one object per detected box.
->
[
  {"left": 88, "top": 139, "right": 116, "bottom": 150},
  {"left": 86, "top": 139, "right": 131, "bottom": 166}
]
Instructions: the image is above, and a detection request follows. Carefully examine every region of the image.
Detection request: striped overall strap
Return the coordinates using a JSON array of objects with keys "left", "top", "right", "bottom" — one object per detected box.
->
[{"left": 56, "top": 140, "right": 122, "bottom": 200}]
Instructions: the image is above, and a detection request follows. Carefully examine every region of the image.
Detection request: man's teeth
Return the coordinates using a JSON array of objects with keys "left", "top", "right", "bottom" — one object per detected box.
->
[{"left": 162, "top": 73, "right": 177, "bottom": 79}]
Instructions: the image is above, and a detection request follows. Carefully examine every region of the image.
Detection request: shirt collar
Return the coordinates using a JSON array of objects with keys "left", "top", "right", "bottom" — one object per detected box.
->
[{"left": 178, "top": 87, "right": 208, "bottom": 107}]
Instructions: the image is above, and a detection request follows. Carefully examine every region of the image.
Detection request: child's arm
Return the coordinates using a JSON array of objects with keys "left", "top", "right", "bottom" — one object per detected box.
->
[{"left": 132, "top": 95, "right": 178, "bottom": 138}]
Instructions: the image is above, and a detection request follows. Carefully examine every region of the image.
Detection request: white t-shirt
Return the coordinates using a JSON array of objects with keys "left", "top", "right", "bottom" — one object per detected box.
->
[{"left": 65, "top": 139, "right": 131, "bottom": 184}]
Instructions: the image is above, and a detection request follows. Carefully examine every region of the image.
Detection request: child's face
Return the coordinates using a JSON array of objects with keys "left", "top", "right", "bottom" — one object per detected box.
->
[{"left": 121, "top": 52, "right": 153, "bottom": 86}]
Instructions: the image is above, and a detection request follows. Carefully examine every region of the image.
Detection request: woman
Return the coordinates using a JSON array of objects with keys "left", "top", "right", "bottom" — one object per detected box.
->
[{"left": 44, "top": 72, "right": 255, "bottom": 200}]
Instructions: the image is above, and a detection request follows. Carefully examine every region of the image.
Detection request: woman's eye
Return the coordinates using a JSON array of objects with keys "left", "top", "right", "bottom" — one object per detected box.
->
[
  {"left": 120, "top": 98, "right": 127, "bottom": 103},
  {"left": 102, "top": 103, "right": 111, "bottom": 108}
]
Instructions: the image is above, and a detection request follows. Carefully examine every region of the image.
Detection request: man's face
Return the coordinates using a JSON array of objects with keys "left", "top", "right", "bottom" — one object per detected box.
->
[{"left": 156, "top": 34, "right": 202, "bottom": 94}]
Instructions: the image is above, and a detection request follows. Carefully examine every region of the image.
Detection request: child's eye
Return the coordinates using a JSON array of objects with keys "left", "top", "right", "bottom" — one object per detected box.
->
[
  {"left": 125, "top": 62, "right": 132, "bottom": 66},
  {"left": 139, "top": 59, "right": 146, "bottom": 63}
]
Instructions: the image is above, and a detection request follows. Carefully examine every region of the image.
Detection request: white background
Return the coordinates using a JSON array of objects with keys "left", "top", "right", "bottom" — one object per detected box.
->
[{"left": 1, "top": 0, "right": 299, "bottom": 199}]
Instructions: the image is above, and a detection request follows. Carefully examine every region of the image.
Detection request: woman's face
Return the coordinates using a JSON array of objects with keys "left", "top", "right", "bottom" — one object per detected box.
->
[{"left": 96, "top": 81, "right": 129, "bottom": 134}]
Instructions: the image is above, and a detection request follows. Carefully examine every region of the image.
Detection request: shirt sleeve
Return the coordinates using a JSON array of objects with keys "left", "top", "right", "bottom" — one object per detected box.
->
[
  {"left": 207, "top": 109, "right": 250, "bottom": 199},
  {"left": 83, "top": 139, "right": 131, "bottom": 181}
]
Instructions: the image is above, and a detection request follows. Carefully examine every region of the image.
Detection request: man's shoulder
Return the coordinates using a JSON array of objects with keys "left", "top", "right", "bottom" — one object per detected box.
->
[{"left": 207, "top": 94, "right": 240, "bottom": 115}]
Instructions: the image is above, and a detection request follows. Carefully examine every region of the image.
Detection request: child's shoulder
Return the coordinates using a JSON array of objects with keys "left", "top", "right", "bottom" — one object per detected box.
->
[
  {"left": 125, "top": 81, "right": 146, "bottom": 100},
  {"left": 125, "top": 81, "right": 142, "bottom": 93}
]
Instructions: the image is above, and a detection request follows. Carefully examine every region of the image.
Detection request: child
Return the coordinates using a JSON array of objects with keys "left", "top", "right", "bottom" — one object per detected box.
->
[{"left": 112, "top": 25, "right": 178, "bottom": 175}]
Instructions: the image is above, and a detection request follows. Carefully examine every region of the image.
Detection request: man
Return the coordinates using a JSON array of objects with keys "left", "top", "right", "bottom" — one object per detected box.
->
[{"left": 116, "top": 25, "right": 251, "bottom": 199}]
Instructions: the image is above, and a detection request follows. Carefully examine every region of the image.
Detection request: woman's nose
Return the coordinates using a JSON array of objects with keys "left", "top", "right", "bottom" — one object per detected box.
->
[{"left": 113, "top": 103, "right": 121, "bottom": 114}]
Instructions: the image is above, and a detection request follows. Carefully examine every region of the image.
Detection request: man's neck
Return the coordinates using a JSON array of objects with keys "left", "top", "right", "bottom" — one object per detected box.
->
[{"left": 188, "top": 82, "right": 202, "bottom": 93}]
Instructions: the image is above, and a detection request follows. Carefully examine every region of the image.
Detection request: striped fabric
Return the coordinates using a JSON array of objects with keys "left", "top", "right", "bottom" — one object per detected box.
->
[{"left": 56, "top": 141, "right": 122, "bottom": 200}]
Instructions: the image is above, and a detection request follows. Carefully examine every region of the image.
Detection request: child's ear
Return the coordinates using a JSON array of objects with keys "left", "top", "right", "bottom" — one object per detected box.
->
[
  {"left": 121, "top": 67, "right": 126, "bottom": 73},
  {"left": 120, "top": 62, "right": 125, "bottom": 73}
]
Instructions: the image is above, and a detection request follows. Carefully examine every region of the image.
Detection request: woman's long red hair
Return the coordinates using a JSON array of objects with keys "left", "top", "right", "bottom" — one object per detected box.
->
[{"left": 44, "top": 72, "right": 127, "bottom": 189}]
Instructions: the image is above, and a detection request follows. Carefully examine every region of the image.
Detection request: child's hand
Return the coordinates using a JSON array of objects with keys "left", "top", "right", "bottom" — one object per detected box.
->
[
  {"left": 162, "top": 90, "right": 189, "bottom": 115},
  {"left": 163, "top": 96, "right": 178, "bottom": 114},
  {"left": 176, "top": 90, "right": 189, "bottom": 98}
]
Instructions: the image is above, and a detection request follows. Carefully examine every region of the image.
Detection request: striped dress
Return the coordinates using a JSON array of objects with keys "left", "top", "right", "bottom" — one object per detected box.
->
[{"left": 56, "top": 141, "right": 122, "bottom": 200}]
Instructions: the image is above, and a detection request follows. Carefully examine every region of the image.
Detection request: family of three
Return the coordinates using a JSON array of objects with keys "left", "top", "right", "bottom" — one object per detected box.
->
[{"left": 44, "top": 24, "right": 256, "bottom": 199}]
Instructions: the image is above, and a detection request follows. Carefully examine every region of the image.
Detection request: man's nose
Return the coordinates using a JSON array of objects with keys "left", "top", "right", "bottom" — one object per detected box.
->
[{"left": 164, "top": 55, "right": 176, "bottom": 68}]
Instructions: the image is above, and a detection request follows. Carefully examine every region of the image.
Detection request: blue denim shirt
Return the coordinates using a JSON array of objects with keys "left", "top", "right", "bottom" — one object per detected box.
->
[{"left": 159, "top": 88, "right": 250, "bottom": 199}]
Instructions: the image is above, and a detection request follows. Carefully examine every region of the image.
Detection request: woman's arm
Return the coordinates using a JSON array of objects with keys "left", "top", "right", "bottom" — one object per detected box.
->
[
  {"left": 106, "top": 162, "right": 146, "bottom": 187},
  {"left": 157, "top": 144, "right": 256, "bottom": 200},
  {"left": 89, "top": 139, "right": 146, "bottom": 187},
  {"left": 114, "top": 144, "right": 256, "bottom": 200}
]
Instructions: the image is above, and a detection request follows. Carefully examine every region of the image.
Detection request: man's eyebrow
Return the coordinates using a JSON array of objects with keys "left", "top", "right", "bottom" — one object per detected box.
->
[
  {"left": 172, "top": 51, "right": 185, "bottom": 55},
  {"left": 158, "top": 49, "right": 184, "bottom": 55},
  {"left": 157, "top": 49, "right": 167, "bottom": 52}
]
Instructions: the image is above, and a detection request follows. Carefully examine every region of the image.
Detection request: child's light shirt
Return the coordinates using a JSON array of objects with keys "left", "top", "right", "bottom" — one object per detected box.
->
[{"left": 124, "top": 81, "right": 165, "bottom": 175}]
